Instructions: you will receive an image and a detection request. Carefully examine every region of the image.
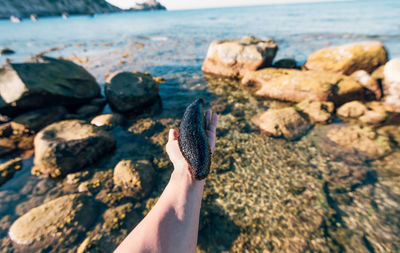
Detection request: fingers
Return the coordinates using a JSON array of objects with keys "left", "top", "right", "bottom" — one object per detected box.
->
[{"left": 168, "top": 129, "right": 178, "bottom": 142}]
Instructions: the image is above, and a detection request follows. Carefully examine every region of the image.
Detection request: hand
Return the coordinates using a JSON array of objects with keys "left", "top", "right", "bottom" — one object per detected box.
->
[{"left": 166, "top": 109, "right": 218, "bottom": 178}]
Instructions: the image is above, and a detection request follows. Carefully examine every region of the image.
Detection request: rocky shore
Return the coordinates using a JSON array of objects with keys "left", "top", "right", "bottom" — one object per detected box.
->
[{"left": 0, "top": 35, "right": 400, "bottom": 252}]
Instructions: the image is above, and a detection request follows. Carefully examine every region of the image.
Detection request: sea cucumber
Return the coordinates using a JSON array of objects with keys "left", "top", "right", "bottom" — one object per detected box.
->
[{"left": 178, "top": 98, "right": 211, "bottom": 180}]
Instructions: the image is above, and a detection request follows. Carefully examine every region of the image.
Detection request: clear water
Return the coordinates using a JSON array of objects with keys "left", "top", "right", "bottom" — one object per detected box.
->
[{"left": 1, "top": 0, "right": 400, "bottom": 252}]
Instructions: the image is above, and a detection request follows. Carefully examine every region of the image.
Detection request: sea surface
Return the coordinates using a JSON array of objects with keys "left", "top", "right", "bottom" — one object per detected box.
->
[{"left": 1, "top": 0, "right": 400, "bottom": 252}]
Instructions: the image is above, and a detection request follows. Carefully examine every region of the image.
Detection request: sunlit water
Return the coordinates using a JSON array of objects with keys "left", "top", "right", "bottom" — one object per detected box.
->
[{"left": 1, "top": 0, "right": 400, "bottom": 252}]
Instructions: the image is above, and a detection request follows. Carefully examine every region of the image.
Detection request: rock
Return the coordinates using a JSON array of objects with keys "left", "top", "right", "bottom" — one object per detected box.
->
[
  {"left": 337, "top": 101, "right": 387, "bottom": 124},
  {"left": 0, "top": 0, "right": 120, "bottom": 19},
  {"left": 295, "top": 101, "right": 334, "bottom": 124},
  {"left": 273, "top": 58, "right": 298, "bottom": 69},
  {"left": 383, "top": 58, "right": 400, "bottom": 112},
  {"left": 304, "top": 41, "right": 388, "bottom": 75},
  {"left": 0, "top": 138, "right": 16, "bottom": 156},
  {"left": 32, "top": 120, "right": 116, "bottom": 178},
  {"left": 0, "top": 158, "right": 22, "bottom": 186},
  {"left": 325, "top": 125, "right": 391, "bottom": 160},
  {"left": 351, "top": 70, "right": 381, "bottom": 99},
  {"left": 337, "top": 101, "right": 367, "bottom": 118},
  {"left": 0, "top": 56, "right": 101, "bottom": 116},
  {"left": 128, "top": 0, "right": 166, "bottom": 10},
  {"left": 202, "top": 36, "right": 278, "bottom": 77},
  {"left": 90, "top": 114, "right": 123, "bottom": 130},
  {"left": 243, "top": 68, "right": 364, "bottom": 105},
  {"left": 251, "top": 107, "right": 312, "bottom": 140},
  {"left": 105, "top": 72, "right": 160, "bottom": 113},
  {"left": 76, "top": 104, "right": 102, "bottom": 117},
  {"left": 89, "top": 97, "right": 107, "bottom": 107},
  {"left": 11, "top": 106, "right": 66, "bottom": 132},
  {"left": 8, "top": 194, "right": 96, "bottom": 250},
  {"left": 113, "top": 159, "right": 155, "bottom": 199},
  {"left": 371, "top": 65, "right": 385, "bottom": 81},
  {"left": 0, "top": 48, "right": 15, "bottom": 55}
]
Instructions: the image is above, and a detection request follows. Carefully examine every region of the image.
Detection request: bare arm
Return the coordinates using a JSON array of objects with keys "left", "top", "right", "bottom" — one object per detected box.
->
[{"left": 114, "top": 110, "right": 218, "bottom": 253}]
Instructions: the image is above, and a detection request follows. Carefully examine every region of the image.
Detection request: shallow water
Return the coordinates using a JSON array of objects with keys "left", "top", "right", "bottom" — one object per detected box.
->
[{"left": 1, "top": 0, "right": 400, "bottom": 252}]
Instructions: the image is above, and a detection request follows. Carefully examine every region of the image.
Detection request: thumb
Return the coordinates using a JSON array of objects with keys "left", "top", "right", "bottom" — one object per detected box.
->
[{"left": 168, "top": 129, "right": 178, "bottom": 141}]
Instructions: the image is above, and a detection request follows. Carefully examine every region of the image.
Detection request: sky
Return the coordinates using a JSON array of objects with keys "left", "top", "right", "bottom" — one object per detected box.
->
[{"left": 106, "top": 0, "right": 346, "bottom": 10}]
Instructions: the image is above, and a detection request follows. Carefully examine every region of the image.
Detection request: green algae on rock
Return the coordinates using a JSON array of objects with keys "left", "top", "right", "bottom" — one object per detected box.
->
[
  {"left": 178, "top": 98, "right": 211, "bottom": 180},
  {"left": 9, "top": 194, "right": 96, "bottom": 251}
]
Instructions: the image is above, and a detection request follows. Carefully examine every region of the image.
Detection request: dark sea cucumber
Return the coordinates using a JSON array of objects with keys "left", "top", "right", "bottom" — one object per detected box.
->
[{"left": 178, "top": 98, "right": 211, "bottom": 180}]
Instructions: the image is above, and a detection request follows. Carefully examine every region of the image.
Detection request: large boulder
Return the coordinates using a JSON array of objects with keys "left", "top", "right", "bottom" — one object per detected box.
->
[
  {"left": 0, "top": 56, "right": 100, "bottom": 116},
  {"left": 8, "top": 194, "right": 96, "bottom": 251},
  {"left": 304, "top": 41, "right": 388, "bottom": 75},
  {"left": 383, "top": 58, "right": 400, "bottom": 112},
  {"left": 202, "top": 36, "right": 278, "bottom": 77},
  {"left": 251, "top": 107, "right": 312, "bottom": 140},
  {"left": 242, "top": 68, "right": 364, "bottom": 105},
  {"left": 32, "top": 120, "right": 116, "bottom": 178},
  {"left": 113, "top": 159, "right": 155, "bottom": 199},
  {"left": 105, "top": 72, "right": 160, "bottom": 113}
]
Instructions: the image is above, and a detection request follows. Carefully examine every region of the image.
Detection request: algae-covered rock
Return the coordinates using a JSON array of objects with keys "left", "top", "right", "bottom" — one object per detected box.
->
[
  {"left": 251, "top": 107, "right": 312, "bottom": 140},
  {"left": 0, "top": 56, "right": 100, "bottom": 116},
  {"left": 8, "top": 194, "right": 96, "bottom": 250},
  {"left": 113, "top": 159, "right": 155, "bottom": 199},
  {"left": 91, "top": 113, "right": 123, "bottom": 130},
  {"left": 305, "top": 41, "right": 388, "bottom": 75},
  {"left": 33, "top": 120, "right": 116, "bottom": 178},
  {"left": 243, "top": 68, "right": 364, "bottom": 105},
  {"left": 383, "top": 58, "right": 400, "bottom": 112},
  {"left": 0, "top": 158, "right": 22, "bottom": 186},
  {"left": 325, "top": 125, "right": 391, "bottom": 160},
  {"left": 105, "top": 71, "right": 159, "bottom": 113},
  {"left": 296, "top": 101, "right": 334, "bottom": 124},
  {"left": 202, "top": 36, "right": 278, "bottom": 77},
  {"left": 351, "top": 70, "right": 381, "bottom": 99}
]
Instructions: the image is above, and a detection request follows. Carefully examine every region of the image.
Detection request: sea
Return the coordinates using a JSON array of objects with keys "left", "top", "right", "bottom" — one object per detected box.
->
[{"left": 1, "top": 0, "right": 400, "bottom": 252}]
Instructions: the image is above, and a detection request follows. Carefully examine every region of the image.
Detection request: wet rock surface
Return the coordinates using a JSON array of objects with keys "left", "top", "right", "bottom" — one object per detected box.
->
[
  {"left": 90, "top": 113, "right": 123, "bottom": 130},
  {"left": 251, "top": 107, "right": 312, "bottom": 140},
  {"left": 0, "top": 158, "right": 22, "bottom": 186},
  {"left": 305, "top": 41, "right": 388, "bottom": 75},
  {"left": 33, "top": 120, "right": 116, "bottom": 177},
  {"left": 296, "top": 101, "right": 334, "bottom": 124},
  {"left": 202, "top": 36, "right": 278, "bottom": 77},
  {"left": 105, "top": 71, "right": 160, "bottom": 113},
  {"left": 383, "top": 58, "right": 400, "bottom": 112},
  {"left": 243, "top": 68, "right": 364, "bottom": 104},
  {"left": 0, "top": 56, "right": 101, "bottom": 116},
  {"left": 8, "top": 194, "right": 96, "bottom": 251}
]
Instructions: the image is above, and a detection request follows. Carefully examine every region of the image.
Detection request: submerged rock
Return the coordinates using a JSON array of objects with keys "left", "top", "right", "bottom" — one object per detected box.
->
[
  {"left": 337, "top": 101, "right": 387, "bottom": 124},
  {"left": 251, "top": 107, "right": 312, "bottom": 140},
  {"left": 243, "top": 68, "right": 364, "bottom": 105},
  {"left": 0, "top": 56, "right": 100, "bottom": 116},
  {"left": 8, "top": 194, "right": 96, "bottom": 250},
  {"left": 295, "top": 101, "right": 334, "bottom": 124},
  {"left": 105, "top": 71, "right": 160, "bottom": 113},
  {"left": 0, "top": 158, "right": 22, "bottom": 186},
  {"left": 113, "top": 159, "right": 155, "bottom": 199},
  {"left": 325, "top": 125, "right": 391, "bottom": 161},
  {"left": 202, "top": 36, "right": 278, "bottom": 77},
  {"left": 304, "top": 41, "right": 387, "bottom": 75},
  {"left": 32, "top": 120, "right": 116, "bottom": 178},
  {"left": 351, "top": 70, "right": 381, "bottom": 100},
  {"left": 383, "top": 58, "right": 400, "bottom": 112},
  {"left": 337, "top": 101, "right": 367, "bottom": 118}
]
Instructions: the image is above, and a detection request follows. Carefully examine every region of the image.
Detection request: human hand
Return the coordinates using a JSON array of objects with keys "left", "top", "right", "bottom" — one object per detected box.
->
[{"left": 166, "top": 109, "right": 218, "bottom": 178}]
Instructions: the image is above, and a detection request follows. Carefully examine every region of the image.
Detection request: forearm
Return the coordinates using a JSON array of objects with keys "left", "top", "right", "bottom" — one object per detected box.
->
[{"left": 114, "top": 168, "right": 205, "bottom": 253}]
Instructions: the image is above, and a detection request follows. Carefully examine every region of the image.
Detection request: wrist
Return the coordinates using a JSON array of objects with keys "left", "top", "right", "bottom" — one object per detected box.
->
[{"left": 170, "top": 165, "right": 205, "bottom": 188}]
